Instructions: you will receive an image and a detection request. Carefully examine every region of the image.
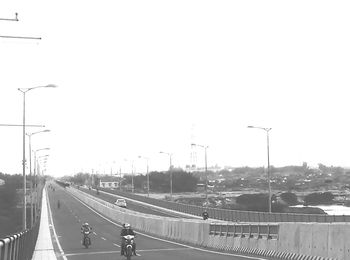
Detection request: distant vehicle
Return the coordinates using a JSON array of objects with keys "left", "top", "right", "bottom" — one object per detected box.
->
[{"left": 115, "top": 199, "right": 127, "bottom": 208}]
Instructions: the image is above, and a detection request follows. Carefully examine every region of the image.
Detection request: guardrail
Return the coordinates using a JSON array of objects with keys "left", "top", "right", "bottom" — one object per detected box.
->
[
  {"left": 98, "top": 188, "right": 350, "bottom": 222},
  {"left": 0, "top": 225, "right": 40, "bottom": 260},
  {"left": 209, "top": 223, "right": 279, "bottom": 239},
  {"left": 0, "top": 184, "right": 44, "bottom": 260}
]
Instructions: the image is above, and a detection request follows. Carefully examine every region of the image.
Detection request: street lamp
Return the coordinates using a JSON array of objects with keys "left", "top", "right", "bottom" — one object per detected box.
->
[
  {"left": 159, "top": 151, "right": 173, "bottom": 200},
  {"left": 124, "top": 159, "right": 134, "bottom": 193},
  {"left": 26, "top": 129, "right": 50, "bottom": 228},
  {"left": 18, "top": 84, "right": 56, "bottom": 230},
  {"left": 191, "top": 144, "right": 209, "bottom": 200},
  {"left": 138, "top": 156, "right": 150, "bottom": 197},
  {"left": 37, "top": 155, "right": 49, "bottom": 176},
  {"left": 33, "top": 148, "right": 50, "bottom": 223},
  {"left": 248, "top": 125, "right": 272, "bottom": 213}
]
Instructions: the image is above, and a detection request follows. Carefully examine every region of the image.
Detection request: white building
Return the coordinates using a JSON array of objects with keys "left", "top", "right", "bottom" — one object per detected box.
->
[
  {"left": 99, "top": 176, "right": 120, "bottom": 189},
  {"left": 0, "top": 179, "right": 5, "bottom": 186}
]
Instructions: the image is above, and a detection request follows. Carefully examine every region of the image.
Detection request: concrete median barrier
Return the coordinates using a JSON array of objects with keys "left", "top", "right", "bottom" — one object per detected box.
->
[
  {"left": 68, "top": 187, "right": 344, "bottom": 260},
  {"left": 328, "top": 223, "right": 346, "bottom": 260},
  {"left": 311, "top": 223, "right": 329, "bottom": 257}
]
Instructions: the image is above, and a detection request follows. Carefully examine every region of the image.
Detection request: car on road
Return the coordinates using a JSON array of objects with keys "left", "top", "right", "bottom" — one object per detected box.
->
[{"left": 115, "top": 199, "right": 127, "bottom": 208}]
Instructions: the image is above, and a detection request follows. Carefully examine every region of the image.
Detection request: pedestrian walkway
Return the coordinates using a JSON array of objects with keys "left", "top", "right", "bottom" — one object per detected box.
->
[{"left": 31, "top": 187, "right": 57, "bottom": 260}]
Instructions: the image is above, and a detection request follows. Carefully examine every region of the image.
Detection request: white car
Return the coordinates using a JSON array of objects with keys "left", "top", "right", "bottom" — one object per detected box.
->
[{"left": 115, "top": 199, "right": 127, "bottom": 208}]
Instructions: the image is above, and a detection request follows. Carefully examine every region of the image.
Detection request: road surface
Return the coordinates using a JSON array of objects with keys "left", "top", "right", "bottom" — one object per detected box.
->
[{"left": 47, "top": 184, "right": 272, "bottom": 260}]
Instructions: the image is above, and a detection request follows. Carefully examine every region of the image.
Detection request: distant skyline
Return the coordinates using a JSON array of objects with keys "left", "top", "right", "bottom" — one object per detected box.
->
[{"left": 1, "top": 1, "right": 350, "bottom": 177}]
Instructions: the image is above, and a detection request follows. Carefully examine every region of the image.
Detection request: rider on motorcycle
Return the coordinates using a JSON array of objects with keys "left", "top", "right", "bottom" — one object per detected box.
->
[
  {"left": 81, "top": 222, "right": 92, "bottom": 244},
  {"left": 120, "top": 223, "right": 136, "bottom": 256},
  {"left": 202, "top": 210, "right": 209, "bottom": 220}
]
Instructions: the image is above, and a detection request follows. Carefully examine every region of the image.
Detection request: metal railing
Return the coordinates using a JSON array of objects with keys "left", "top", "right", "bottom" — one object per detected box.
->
[
  {"left": 0, "top": 184, "right": 43, "bottom": 260},
  {"left": 209, "top": 223, "right": 279, "bottom": 239},
  {"left": 0, "top": 225, "right": 39, "bottom": 260},
  {"left": 98, "top": 188, "right": 350, "bottom": 223}
]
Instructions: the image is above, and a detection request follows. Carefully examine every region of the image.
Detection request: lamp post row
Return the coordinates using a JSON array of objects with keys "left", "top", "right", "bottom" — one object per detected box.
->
[
  {"left": 26, "top": 130, "right": 50, "bottom": 228},
  {"left": 18, "top": 84, "right": 57, "bottom": 230},
  {"left": 85, "top": 125, "right": 272, "bottom": 213}
]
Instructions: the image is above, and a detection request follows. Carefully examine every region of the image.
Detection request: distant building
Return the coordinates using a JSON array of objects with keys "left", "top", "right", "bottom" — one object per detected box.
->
[
  {"left": 0, "top": 179, "right": 5, "bottom": 186},
  {"left": 99, "top": 176, "right": 120, "bottom": 188}
]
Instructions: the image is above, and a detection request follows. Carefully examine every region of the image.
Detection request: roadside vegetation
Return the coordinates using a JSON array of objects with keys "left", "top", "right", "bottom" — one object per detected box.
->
[
  {"left": 66, "top": 168, "right": 341, "bottom": 215},
  {"left": 0, "top": 173, "right": 23, "bottom": 238}
]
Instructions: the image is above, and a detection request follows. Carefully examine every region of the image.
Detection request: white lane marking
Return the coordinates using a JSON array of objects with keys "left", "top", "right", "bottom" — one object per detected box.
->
[
  {"left": 93, "top": 232, "right": 97, "bottom": 235},
  {"left": 63, "top": 248, "right": 187, "bottom": 257},
  {"left": 101, "top": 237, "right": 106, "bottom": 240},
  {"left": 47, "top": 188, "right": 68, "bottom": 260},
  {"left": 113, "top": 243, "right": 120, "bottom": 247},
  {"left": 138, "top": 248, "right": 189, "bottom": 252},
  {"left": 68, "top": 191, "right": 268, "bottom": 260},
  {"left": 64, "top": 250, "right": 119, "bottom": 256}
]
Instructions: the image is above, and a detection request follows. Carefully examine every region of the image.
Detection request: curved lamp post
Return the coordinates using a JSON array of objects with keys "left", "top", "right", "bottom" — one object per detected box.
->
[
  {"left": 248, "top": 125, "right": 272, "bottom": 213},
  {"left": 159, "top": 151, "right": 173, "bottom": 200},
  {"left": 138, "top": 156, "right": 150, "bottom": 197},
  {"left": 124, "top": 159, "right": 134, "bottom": 193},
  {"left": 191, "top": 144, "right": 209, "bottom": 200}
]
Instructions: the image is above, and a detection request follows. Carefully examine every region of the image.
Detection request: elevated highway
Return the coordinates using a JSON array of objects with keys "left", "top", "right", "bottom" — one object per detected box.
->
[
  {"left": 42, "top": 183, "right": 269, "bottom": 260},
  {"left": 2, "top": 182, "right": 344, "bottom": 260}
]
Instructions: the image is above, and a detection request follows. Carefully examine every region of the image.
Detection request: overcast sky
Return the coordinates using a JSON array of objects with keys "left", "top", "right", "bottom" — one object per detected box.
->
[{"left": 1, "top": 0, "right": 350, "bottom": 178}]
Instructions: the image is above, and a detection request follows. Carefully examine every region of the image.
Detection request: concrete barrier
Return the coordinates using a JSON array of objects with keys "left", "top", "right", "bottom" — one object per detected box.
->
[
  {"left": 328, "top": 224, "right": 346, "bottom": 260},
  {"left": 299, "top": 223, "right": 313, "bottom": 255},
  {"left": 69, "top": 187, "right": 341, "bottom": 260},
  {"left": 311, "top": 223, "right": 329, "bottom": 257}
]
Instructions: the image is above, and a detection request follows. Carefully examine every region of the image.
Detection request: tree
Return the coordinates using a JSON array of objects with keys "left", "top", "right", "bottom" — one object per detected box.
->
[
  {"left": 0, "top": 173, "right": 22, "bottom": 238},
  {"left": 172, "top": 170, "right": 198, "bottom": 192},
  {"left": 280, "top": 192, "right": 298, "bottom": 206},
  {"left": 236, "top": 193, "right": 269, "bottom": 212},
  {"left": 304, "top": 192, "right": 334, "bottom": 205}
]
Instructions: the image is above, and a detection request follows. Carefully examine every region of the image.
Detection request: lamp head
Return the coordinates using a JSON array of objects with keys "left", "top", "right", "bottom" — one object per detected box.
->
[{"left": 45, "top": 84, "right": 58, "bottom": 88}]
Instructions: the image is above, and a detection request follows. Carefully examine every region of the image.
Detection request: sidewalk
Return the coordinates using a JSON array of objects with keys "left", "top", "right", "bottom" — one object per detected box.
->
[{"left": 31, "top": 187, "right": 57, "bottom": 260}]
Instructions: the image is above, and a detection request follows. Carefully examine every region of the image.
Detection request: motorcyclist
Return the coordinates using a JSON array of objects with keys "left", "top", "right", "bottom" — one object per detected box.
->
[
  {"left": 202, "top": 210, "right": 209, "bottom": 220},
  {"left": 120, "top": 223, "right": 136, "bottom": 256},
  {"left": 81, "top": 222, "right": 92, "bottom": 244}
]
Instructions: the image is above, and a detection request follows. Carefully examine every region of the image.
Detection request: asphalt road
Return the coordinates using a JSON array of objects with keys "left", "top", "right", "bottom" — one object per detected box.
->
[
  {"left": 77, "top": 187, "right": 195, "bottom": 218},
  {"left": 47, "top": 184, "right": 272, "bottom": 260}
]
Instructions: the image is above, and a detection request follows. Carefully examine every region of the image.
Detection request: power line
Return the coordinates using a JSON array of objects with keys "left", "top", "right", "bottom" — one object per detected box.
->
[
  {"left": 0, "top": 13, "right": 42, "bottom": 41},
  {"left": 0, "top": 35, "right": 42, "bottom": 40},
  {"left": 0, "top": 13, "right": 18, "bottom": 21}
]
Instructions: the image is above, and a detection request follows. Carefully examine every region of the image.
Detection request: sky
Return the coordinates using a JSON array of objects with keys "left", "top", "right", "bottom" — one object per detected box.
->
[{"left": 1, "top": 1, "right": 350, "bottom": 178}]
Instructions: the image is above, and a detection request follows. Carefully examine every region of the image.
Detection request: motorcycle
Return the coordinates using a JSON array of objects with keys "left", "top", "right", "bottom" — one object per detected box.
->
[
  {"left": 122, "top": 235, "right": 135, "bottom": 260},
  {"left": 202, "top": 211, "right": 209, "bottom": 220},
  {"left": 82, "top": 231, "right": 91, "bottom": 248}
]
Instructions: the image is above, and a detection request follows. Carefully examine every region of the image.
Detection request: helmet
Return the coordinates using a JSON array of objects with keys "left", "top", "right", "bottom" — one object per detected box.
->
[
  {"left": 124, "top": 223, "right": 130, "bottom": 229},
  {"left": 83, "top": 222, "right": 89, "bottom": 227}
]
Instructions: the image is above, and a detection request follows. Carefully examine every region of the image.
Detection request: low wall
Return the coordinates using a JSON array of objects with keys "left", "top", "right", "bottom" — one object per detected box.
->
[
  {"left": 68, "top": 187, "right": 341, "bottom": 260},
  {"left": 97, "top": 188, "right": 350, "bottom": 223}
]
